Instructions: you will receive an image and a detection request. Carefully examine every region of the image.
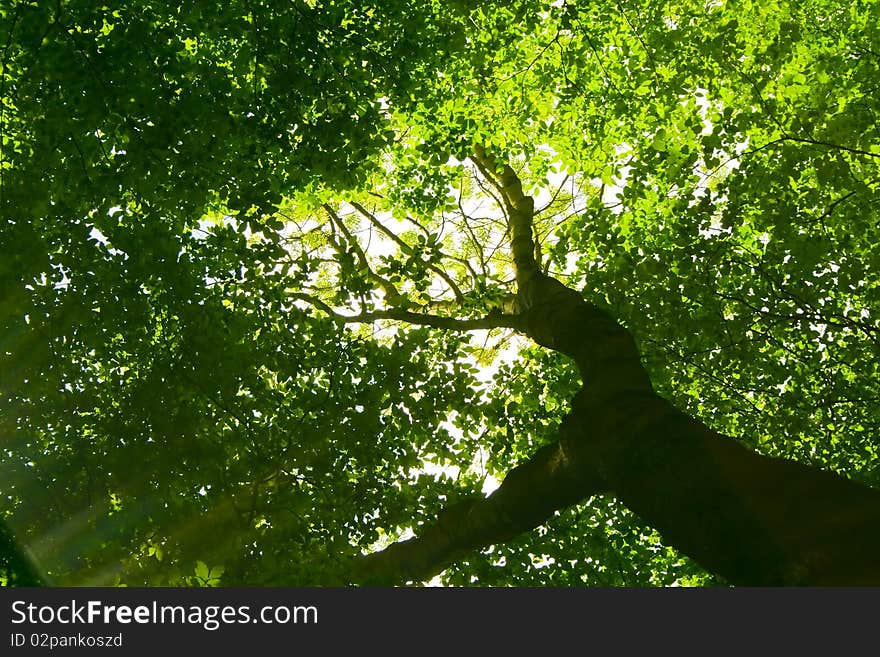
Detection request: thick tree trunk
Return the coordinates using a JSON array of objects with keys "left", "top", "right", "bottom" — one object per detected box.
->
[
  {"left": 353, "top": 154, "right": 880, "bottom": 586},
  {"left": 356, "top": 273, "right": 880, "bottom": 585},
  {"left": 561, "top": 377, "right": 880, "bottom": 586}
]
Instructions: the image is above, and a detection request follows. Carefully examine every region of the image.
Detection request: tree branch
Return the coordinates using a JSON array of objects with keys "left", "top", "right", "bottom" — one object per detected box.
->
[
  {"left": 471, "top": 146, "right": 539, "bottom": 295},
  {"left": 290, "top": 293, "right": 522, "bottom": 331},
  {"left": 348, "top": 200, "right": 466, "bottom": 303},
  {"left": 322, "top": 203, "right": 404, "bottom": 303},
  {"left": 353, "top": 438, "right": 602, "bottom": 585}
]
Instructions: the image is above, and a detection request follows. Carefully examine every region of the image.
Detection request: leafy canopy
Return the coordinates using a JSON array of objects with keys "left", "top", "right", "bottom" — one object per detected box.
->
[{"left": 1, "top": 0, "right": 878, "bottom": 585}]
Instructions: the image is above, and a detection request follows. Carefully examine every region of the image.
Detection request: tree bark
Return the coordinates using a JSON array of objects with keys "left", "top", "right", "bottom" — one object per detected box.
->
[{"left": 353, "top": 153, "right": 880, "bottom": 586}]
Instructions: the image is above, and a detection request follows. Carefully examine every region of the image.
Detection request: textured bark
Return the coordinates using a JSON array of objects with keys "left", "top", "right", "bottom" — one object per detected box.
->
[
  {"left": 472, "top": 146, "right": 540, "bottom": 291},
  {"left": 355, "top": 441, "right": 598, "bottom": 585},
  {"left": 563, "top": 386, "right": 880, "bottom": 585},
  {"left": 354, "top": 152, "right": 880, "bottom": 586}
]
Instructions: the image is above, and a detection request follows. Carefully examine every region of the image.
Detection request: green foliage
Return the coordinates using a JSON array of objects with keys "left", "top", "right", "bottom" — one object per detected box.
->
[
  {"left": 191, "top": 561, "right": 224, "bottom": 587},
  {"left": 2, "top": 0, "right": 878, "bottom": 586}
]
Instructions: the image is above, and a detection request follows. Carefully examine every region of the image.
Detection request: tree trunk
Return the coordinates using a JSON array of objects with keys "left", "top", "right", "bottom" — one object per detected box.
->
[{"left": 354, "top": 155, "right": 880, "bottom": 586}]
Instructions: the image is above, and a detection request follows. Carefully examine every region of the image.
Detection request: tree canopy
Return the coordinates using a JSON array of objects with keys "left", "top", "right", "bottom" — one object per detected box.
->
[{"left": 2, "top": 0, "right": 879, "bottom": 586}]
